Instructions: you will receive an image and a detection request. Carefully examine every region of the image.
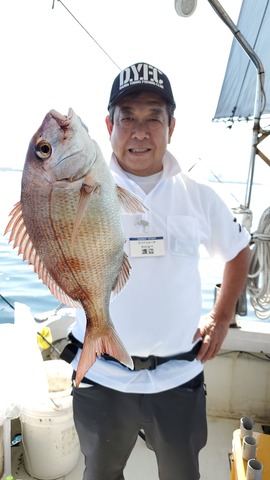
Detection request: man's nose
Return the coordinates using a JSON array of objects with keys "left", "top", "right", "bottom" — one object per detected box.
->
[{"left": 131, "top": 121, "right": 150, "bottom": 139}]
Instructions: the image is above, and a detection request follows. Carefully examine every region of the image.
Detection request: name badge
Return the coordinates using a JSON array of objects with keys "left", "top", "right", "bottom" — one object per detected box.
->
[{"left": 129, "top": 236, "right": 165, "bottom": 257}]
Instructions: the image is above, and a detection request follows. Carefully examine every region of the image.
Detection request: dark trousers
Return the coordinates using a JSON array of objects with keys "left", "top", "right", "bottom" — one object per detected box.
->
[{"left": 73, "top": 372, "right": 207, "bottom": 480}]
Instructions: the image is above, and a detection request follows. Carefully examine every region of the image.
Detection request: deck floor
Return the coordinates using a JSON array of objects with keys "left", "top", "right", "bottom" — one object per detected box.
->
[{"left": 10, "top": 416, "right": 257, "bottom": 480}]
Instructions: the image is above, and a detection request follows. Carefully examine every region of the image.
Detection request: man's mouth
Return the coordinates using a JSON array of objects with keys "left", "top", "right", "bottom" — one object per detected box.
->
[{"left": 128, "top": 148, "right": 151, "bottom": 153}]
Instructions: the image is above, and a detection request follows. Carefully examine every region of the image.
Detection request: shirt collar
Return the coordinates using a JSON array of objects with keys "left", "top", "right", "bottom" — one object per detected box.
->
[{"left": 109, "top": 150, "right": 181, "bottom": 182}]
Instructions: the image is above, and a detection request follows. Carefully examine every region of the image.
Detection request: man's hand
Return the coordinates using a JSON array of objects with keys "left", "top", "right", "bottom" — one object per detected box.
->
[
  {"left": 193, "top": 245, "right": 251, "bottom": 363},
  {"left": 193, "top": 313, "right": 231, "bottom": 363}
]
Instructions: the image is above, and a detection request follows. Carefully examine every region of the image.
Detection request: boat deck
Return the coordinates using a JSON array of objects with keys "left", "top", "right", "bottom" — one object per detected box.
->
[
  {"left": 11, "top": 416, "right": 264, "bottom": 480},
  {"left": 6, "top": 309, "right": 269, "bottom": 479}
]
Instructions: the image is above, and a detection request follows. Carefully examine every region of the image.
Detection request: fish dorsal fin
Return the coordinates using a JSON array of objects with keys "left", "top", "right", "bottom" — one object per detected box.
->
[
  {"left": 116, "top": 186, "right": 148, "bottom": 214},
  {"left": 112, "top": 251, "right": 131, "bottom": 298},
  {"left": 5, "top": 201, "right": 82, "bottom": 309}
]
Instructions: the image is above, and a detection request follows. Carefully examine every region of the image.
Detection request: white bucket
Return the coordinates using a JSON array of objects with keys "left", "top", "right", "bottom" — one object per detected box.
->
[{"left": 20, "top": 360, "right": 80, "bottom": 480}]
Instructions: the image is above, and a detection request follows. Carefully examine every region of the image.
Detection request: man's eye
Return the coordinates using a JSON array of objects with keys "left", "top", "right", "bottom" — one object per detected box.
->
[
  {"left": 120, "top": 117, "right": 133, "bottom": 122},
  {"left": 149, "top": 118, "right": 161, "bottom": 123}
]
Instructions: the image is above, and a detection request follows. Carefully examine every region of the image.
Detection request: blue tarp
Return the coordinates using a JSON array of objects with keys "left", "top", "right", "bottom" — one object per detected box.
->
[{"left": 213, "top": 0, "right": 270, "bottom": 121}]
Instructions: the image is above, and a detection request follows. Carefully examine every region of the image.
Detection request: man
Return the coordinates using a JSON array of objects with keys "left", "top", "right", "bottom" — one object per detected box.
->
[{"left": 70, "top": 62, "right": 251, "bottom": 479}]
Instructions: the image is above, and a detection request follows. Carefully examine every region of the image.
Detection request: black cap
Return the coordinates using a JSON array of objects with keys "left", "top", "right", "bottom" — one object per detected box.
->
[{"left": 108, "top": 62, "right": 176, "bottom": 110}]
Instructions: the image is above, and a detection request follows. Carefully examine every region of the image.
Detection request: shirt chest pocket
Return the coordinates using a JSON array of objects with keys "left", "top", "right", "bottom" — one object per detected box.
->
[{"left": 167, "top": 215, "right": 200, "bottom": 257}]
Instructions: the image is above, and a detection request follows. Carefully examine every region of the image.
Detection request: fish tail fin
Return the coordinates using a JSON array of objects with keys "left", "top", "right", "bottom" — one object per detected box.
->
[{"left": 75, "top": 324, "right": 133, "bottom": 386}]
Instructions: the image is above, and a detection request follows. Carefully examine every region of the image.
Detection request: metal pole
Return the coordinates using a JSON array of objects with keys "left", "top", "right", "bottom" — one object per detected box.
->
[{"left": 207, "top": 0, "right": 265, "bottom": 209}]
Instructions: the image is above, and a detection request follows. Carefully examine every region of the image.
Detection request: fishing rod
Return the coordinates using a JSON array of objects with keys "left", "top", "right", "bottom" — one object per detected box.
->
[{"left": 0, "top": 294, "right": 14, "bottom": 310}]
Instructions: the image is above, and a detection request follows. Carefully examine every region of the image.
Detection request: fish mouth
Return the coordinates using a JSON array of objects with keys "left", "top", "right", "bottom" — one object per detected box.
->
[
  {"left": 49, "top": 108, "right": 89, "bottom": 135},
  {"left": 50, "top": 109, "right": 69, "bottom": 128},
  {"left": 49, "top": 108, "right": 74, "bottom": 128}
]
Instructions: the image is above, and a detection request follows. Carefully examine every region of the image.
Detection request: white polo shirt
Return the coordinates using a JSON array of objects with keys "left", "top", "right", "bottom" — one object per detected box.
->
[{"left": 71, "top": 151, "right": 250, "bottom": 393}]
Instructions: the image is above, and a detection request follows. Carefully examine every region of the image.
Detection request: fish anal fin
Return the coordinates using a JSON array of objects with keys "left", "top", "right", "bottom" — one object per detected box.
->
[
  {"left": 75, "top": 323, "right": 133, "bottom": 386},
  {"left": 116, "top": 186, "right": 148, "bottom": 215},
  {"left": 112, "top": 252, "right": 131, "bottom": 297}
]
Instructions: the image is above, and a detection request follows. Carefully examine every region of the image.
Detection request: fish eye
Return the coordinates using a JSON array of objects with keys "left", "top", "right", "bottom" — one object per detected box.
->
[{"left": 35, "top": 140, "right": 52, "bottom": 159}]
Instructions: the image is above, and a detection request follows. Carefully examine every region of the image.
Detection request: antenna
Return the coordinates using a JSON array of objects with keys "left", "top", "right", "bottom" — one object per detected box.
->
[{"left": 174, "top": 0, "right": 197, "bottom": 17}]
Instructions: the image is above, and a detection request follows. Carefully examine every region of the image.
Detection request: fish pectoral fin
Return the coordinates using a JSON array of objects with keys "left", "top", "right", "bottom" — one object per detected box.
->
[
  {"left": 112, "top": 252, "right": 131, "bottom": 297},
  {"left": 75, "top": 323, "right": 134, "bottom": 387},
  {"left": 4, "top": 201, "right": 82, "bottom": 310},
  {"left": 116, "top": 185, "right": 148, "bottom": 214},
  {"left": 81, "top": 174, "right": 101, "bottom": 195},
  {"left": 71, "top": 175, "right": 101, "bottom": 249}
]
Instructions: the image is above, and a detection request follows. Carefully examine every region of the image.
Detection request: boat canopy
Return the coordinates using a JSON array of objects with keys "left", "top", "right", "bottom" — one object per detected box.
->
[{"left": 213, "top": 0, "right": 270, "bottom": 122}]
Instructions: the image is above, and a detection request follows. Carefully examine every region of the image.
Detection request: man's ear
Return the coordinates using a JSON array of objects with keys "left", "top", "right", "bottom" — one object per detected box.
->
[
  {"left": 168, "top": 117, "right": 176, "bottom": 144},
  {"left": 105, "top": 115, "right": 113, "bottom": 135}
]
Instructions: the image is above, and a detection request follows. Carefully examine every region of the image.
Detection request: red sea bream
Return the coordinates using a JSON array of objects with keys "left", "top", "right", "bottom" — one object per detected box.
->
[{"left": 5, "top": 108, "right": 146, "bottom": 386}]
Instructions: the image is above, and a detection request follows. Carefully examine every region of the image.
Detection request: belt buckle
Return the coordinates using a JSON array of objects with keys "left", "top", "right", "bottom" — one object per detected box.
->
[{"left": 133, "top": 355, "right": 158, "bottom": 371}]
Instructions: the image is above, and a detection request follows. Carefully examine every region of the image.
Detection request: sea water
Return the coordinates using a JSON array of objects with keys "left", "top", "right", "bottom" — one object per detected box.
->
[{"left": 0, "top": 169, "right": 269, "bottom": 324}]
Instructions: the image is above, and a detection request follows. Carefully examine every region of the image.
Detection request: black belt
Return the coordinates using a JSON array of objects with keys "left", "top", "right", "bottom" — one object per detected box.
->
[{"left": 61, "top": 333, "right": 202, "bottom": 371}]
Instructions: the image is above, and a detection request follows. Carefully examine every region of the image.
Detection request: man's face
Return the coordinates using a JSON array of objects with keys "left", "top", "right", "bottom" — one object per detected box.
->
[{"left": 106, "top": 92, "right": 175, "bottom": 176}]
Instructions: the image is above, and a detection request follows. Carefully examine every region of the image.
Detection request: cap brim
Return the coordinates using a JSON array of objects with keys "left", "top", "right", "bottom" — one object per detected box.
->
[{"left": 108, "top": 84, "right": 176, "bottom": 109}]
